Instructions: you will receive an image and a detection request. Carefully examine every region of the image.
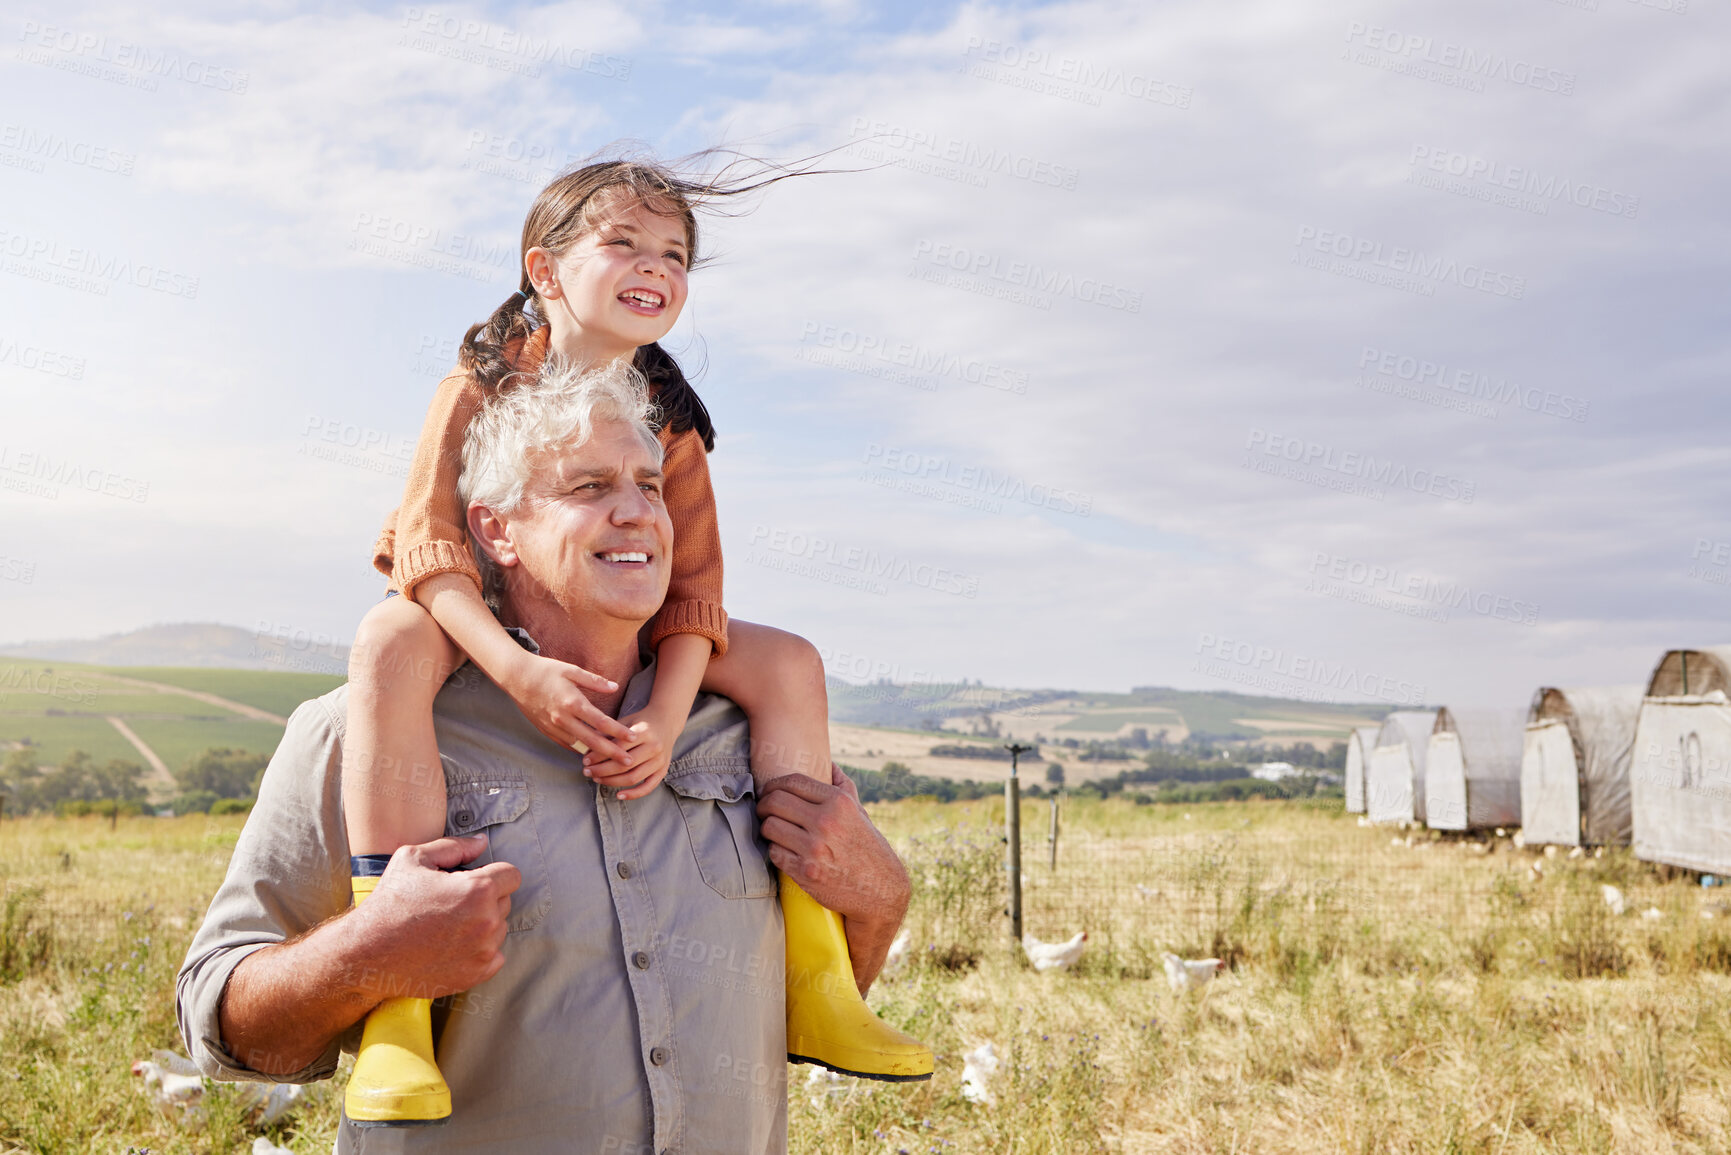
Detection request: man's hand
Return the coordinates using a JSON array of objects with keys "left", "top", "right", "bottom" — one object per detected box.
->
[
  {"left": 219, "top": 833, "right": 520, "bottom": 1076},
  {"left": 352, "top": 835, "right": 523, "bottom": 997},
  {"left": 755, "top": 765, "right": 910, "bottom": 991}
]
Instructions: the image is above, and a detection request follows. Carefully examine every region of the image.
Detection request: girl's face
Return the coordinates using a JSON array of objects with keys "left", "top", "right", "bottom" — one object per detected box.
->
[{"left": 530, "top": 193, "right": 691, "bottom": 363}]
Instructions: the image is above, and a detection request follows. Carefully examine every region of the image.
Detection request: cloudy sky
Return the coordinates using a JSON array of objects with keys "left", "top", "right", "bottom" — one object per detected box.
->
[{"left": 1, "top": 0, "right": 1725, "bottom": 708}]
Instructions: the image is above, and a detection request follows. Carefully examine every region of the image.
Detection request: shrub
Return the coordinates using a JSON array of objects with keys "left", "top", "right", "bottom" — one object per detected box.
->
[{"left": 209, "top": 797, "right": 253, "bottom": 815}]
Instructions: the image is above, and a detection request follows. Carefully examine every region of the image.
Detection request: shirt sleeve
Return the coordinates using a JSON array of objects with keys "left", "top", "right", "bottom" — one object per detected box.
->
[
  {"left": 378, "top": 369, "right": 489, "bottom": 600},
  {"left": 650, "top": 427, "right": 729, "bottom": 657},
  {"left": 175, "top": 695, "right": 357, "bottom": 1084}
]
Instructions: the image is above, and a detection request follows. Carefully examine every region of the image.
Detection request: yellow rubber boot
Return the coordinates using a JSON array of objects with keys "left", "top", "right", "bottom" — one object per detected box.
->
[
  {"left": 344, "top": 866, "right": 451, "bottom": 1127},
  {"left": 782, "top": 875, "right": 932, "bottom": 1082}
]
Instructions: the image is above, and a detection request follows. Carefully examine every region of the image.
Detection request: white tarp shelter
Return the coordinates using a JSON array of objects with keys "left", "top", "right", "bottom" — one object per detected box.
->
[
  {"left": 1367, "top": 711, "right": 1437, "bottom": 825},
  {"left": 1344, "top": 725, "right": 1380, "bottom": 814},
  {"left": 1426, "top": 707, "right": 1525, "bottom": 831},
  {"left": 1631, "top": 647, "right": 1731, "bottom": 874},
  {"left": 1521, "top": 685, "right": 1643, "bottom": 846}
]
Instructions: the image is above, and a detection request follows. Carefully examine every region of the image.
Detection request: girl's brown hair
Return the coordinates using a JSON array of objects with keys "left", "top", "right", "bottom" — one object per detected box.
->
[{"left": 461, "top": 149, "right": 825, "bottom": 452}]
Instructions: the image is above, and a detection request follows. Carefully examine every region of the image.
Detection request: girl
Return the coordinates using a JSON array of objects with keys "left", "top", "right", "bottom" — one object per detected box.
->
[{"left": 342, "top": 157, "right": 931, "bottom": 1126}]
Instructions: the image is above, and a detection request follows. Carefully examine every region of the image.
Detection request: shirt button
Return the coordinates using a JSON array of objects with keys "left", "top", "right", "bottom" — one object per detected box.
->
[
  {"left": 720, "top": 785, "right": 737, "bottom": 801},
  {"left": 616, "top": 862, "right": 633, "bottom": 880},
  {"left": 454, "top": 810, "right": 474, "bottom": 827},
  {"left": 649, "top": 1046, "right": 669, "bottom": 1066},
  {"left": 633, "top": 951, "right": 650, "bottom": 970}
]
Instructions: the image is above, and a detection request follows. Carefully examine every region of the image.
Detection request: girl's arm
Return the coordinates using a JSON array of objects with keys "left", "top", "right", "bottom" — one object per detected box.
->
[{"left": 416, "top": 573, "right": 637, "bottom": 764}]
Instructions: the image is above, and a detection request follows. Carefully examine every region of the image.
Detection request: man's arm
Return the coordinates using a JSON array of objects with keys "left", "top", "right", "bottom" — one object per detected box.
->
[
  {"left": 755, "top": 766, "right": 911, "bottom": 992},
  {"left": 220, "top": 836, "right": 519, "bottom": 1075}
]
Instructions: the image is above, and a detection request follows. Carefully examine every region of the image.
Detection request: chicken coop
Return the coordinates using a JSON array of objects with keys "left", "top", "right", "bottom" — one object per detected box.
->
[
  {"left": 1366, "top": 710, "right": 1438, "bottom": 825},
  {"left": 1344, "top": 725, "right": 1380, "bottom": 814},
  {"left": 1631, "top": 646, "right": 1731, "bottom": 875},
  {"left": 1520, "top": 685, "right": 1643, "bottom": 847},
  {"left": 1425, "top": 706, "right": 1525, "bottom": 831}
]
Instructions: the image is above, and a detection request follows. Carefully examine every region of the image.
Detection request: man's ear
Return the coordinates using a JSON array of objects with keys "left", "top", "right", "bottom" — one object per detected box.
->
[{"left": 467, "top": 503, "right": 518, "bottom": 570}]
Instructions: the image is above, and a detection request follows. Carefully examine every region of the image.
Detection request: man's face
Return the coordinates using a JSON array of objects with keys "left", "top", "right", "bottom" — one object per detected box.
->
[{"left": 488, "top": 419, "right": 673, "bottom": 629}]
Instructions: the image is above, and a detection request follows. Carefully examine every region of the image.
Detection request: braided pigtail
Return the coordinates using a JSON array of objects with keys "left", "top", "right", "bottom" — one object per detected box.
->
[{"left": 460, "top": 285, "right": 540, "bottom": 394}]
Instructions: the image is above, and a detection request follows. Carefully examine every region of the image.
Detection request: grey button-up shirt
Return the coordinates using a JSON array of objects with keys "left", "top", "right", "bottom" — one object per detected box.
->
[{"left": 176, "top": 656, "right": 787, "bottom": 1154}]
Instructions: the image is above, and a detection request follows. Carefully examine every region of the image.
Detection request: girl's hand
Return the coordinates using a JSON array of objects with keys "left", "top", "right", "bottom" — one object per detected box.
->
[
  {"left": 501, "top": 653, "right": 637, "bottom": 765},
  {"left": 585, "top": 708, "right": 674, "bottom": 800}
]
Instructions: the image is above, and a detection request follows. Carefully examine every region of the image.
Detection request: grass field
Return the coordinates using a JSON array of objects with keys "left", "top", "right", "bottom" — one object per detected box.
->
[{"left": 3, "top": 798, "right": 1729, "bottom": 1152}]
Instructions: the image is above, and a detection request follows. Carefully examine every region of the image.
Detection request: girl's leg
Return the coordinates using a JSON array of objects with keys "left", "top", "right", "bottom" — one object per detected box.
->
[
  {"left": 341, "top": 595, "right": 464, "bottom": 1126},
  {"left": 699, "top": 620, "right": 832, "bottom": 788},
  {"left": 702, "top": 620, "right": 933, "bottom": 1082},
  {"left": 343, "top": 595, "right": 463, "bottom": 855}
]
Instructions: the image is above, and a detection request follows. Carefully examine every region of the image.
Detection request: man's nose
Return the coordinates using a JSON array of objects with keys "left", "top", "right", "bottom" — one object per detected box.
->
[{"left": 612, "top": 487, "right": 655, "bottom": 524}]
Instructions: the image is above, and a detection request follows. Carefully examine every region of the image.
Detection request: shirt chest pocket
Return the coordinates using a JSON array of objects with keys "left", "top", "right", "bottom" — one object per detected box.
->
[
  {"left": 668, "top": 770, "right": 777, "bottom": 900},
  {"left": 446, "top": 782, "right": 551, "bottom": 933}
]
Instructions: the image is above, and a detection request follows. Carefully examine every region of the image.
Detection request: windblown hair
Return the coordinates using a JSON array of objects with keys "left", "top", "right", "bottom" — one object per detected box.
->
[
  {"left": 460, "top": 147, "right": 832, "bottom": 453},
  {"left": 458, "top": 359, "right": 662, "bottom": 607}
]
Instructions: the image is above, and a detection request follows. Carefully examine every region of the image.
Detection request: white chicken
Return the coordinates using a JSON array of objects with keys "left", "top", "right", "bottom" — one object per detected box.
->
[
  {"left": 804, "top": 1066, "right": 852, "bottom": 1108},
  {"left": 1162, "top": 952, "right": 1225, "bottom": 995},
  {"left": 253, "top": 1139, "right": 294, "bottom": 1155},
  {"left": 960, "top": 1042, "right": 999, "bottom": 1105},
  {"left": 1601, "top": 884, "right": 1626, "bottom": 916},
  {"left": 1641, "top": 907, "right": 1664, "bottom": 921},
  {"left": 132, "top": 1052, "right": 204, "bottom": 1116},
  {"left": 1021, "top": 931, "right": 1087, "bottom": 972},
  {"left": 882, "top": 928, "right": 912, "bottom": 973}
]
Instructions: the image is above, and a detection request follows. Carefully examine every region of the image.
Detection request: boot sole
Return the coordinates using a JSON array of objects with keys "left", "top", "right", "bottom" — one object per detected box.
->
[
  {"left": 348, "top": 1116, "right": 451, "bottom": 1128},
  {"left": 788, "top": 1051, "right": 934, "bottom": 1083}
]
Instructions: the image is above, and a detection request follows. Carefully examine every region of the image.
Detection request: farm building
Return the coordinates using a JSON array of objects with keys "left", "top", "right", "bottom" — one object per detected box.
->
[
  {"left": 1366, "top": 710, "right": 1438, "bottom": 825},
  {"left": 1344, "top": 725, "right": 1380, "bottom": 814},
  {"left": 1631, "top": 647, "right": 1731, "bottom": 875},
  {"left": 1425, "top": 707, "right": 1524, "bottom": 831},
  {"left": 1520, "top": 685, "right": 1643, "bottom": 847}
]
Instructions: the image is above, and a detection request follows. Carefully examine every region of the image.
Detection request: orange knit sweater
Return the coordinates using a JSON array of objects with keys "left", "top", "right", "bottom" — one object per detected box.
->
[{"left": 371, "top": 327, "right": 729, "bottom": 656}]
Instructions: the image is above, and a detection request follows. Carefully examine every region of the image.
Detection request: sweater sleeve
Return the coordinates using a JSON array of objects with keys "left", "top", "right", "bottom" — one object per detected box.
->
[
  {"left": 377, "top": 370, "right": 488, "bottom": 600},
  {"left": 651, "top": 427, "right": 729, "bottom": 657}
]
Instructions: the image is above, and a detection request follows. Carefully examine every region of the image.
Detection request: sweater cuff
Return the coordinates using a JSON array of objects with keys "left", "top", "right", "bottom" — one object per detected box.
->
[
  {"left": 371, "top": 525, "right": 397, "bottom": 581},
  {"left": 395, "top": 540, "right": 482, "bottom": 602},
  {"left": 650, "top": 600, "right": 730, "bottom": 658}
]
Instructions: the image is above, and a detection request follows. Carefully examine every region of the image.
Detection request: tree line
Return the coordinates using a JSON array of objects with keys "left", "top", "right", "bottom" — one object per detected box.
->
[{"left": 0, "top": 746, "right": 269, "bottom": 817}]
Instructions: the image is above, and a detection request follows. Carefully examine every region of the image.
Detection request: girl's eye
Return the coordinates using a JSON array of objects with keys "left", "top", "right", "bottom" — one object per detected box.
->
[{"left": 665, "top": 252, "right": 686, "bottom": 266}]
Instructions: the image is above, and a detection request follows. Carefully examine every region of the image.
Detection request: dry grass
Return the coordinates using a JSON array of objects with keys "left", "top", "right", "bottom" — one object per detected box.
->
[{"left": 4, "top": 801, "right": 1731, "bottom": 1152}]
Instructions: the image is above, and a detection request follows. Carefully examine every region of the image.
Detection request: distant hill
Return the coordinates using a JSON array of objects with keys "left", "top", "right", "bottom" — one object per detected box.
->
[{"left": 0, "top": 622, "right": 348, "bottom": 674}]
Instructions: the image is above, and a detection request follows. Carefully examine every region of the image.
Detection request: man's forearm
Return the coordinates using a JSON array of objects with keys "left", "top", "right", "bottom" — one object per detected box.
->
[{"left": 219, "top": 912, "right": 378, "bottom": 1076}]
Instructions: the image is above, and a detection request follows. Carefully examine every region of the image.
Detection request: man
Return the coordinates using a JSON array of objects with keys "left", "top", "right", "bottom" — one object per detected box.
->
[{"left": 176, "top": 362, "right": 913, "bottom": 1153}]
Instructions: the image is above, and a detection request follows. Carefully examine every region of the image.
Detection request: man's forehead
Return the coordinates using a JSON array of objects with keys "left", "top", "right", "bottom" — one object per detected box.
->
[{"left": 542, "top": 424, "right": 661, "bottom": 480}]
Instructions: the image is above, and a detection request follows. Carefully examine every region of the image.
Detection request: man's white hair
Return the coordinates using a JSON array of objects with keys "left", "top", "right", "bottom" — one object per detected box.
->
[{"left": 459, "top": 358, "right": 663, "bottom": 604}]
